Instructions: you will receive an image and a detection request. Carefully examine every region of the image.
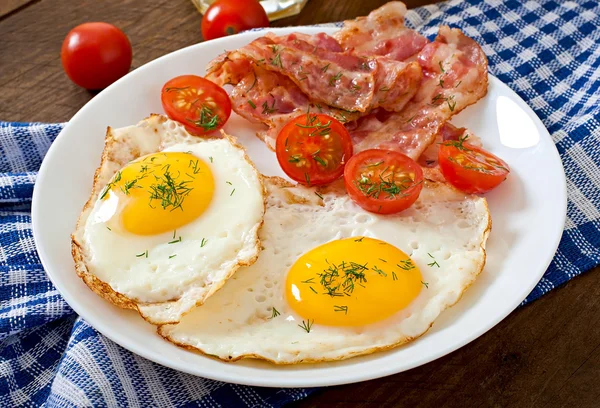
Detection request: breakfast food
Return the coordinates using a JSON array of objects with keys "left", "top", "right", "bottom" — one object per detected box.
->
[
  {"left": 159, "top": 177, "right": 490, "bottom": 363},
  {"left": 74, "top": 1, "right": 508, "bottom": 365},
  {"left": 71, "top": 115, "right": 265, "bottom": 324}
]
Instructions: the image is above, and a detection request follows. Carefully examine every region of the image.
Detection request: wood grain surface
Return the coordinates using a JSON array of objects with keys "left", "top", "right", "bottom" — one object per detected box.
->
[{"left": 1, "top": 1, "right": 599, "bottom": 407}]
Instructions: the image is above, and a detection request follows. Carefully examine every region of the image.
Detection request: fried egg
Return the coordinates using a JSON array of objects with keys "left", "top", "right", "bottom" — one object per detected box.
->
[
  {"left": 159, "top": 177, "right": 491, "bottom": 363},
  {"left": 71, "top": 115, "right": 265, "bottom": 325}
]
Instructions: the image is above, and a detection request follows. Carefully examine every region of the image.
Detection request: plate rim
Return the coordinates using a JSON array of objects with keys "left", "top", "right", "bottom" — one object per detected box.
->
[{"left": 32, "top": 26, "right": 567, "bottom": 388}]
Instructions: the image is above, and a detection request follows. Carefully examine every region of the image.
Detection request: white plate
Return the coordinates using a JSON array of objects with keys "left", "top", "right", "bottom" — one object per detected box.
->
[{"left": 32, "top": 27, "right": 566, "bottom": 388}]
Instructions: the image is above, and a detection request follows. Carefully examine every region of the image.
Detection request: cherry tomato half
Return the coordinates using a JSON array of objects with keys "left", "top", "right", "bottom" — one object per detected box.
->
[
  {"left": 276, "top": 113, "right": 353, "bottom": 186},
  {"left": 61, "top": 22, "right": 132, "bottom": 90},
  {"left": 344, "top": 149, "right": 424, "bottom": 214},
  {"left": 202, "top": 0, "right": 270, "bottom": 41},
  {"left": 438, "top": 137, "right": 510, "bottom": 194},
  {"left": 161, "top": 75, "right": 231, "bottom": 136}
]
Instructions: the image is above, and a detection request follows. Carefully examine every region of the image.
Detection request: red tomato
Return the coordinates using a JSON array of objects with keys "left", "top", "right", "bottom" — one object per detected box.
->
[
  {"left": 438, "top": 137, "right": 510, "bottom": 194},
  {"left": 160, "top": 75, "right": 231, "bottom": 136},
  {"left": 276, "top": 113, "right": 353, "bottom": 186},
  {"left": 202, "top": 0, "right": 269, "bottom": 41},
  {"left": 344, "top": 149, "right": 424, "bottom": 214},
  {"left": 61, "top": 22, "right": 132, "bottom": 90}
]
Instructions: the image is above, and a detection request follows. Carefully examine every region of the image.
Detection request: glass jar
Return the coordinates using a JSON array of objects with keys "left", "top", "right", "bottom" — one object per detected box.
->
[{"left": 191, "top": 0, "right": 309, "bottom": 21}]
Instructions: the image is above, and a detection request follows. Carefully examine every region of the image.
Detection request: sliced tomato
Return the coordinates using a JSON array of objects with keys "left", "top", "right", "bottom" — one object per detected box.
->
[
  {"left": 275, "top": 113, "right": 353, "bottom": 186},
  {"left": 438, "top": 137, "right": 509, "bottom": 194},
  {"left": 344, "top": 149, "right": 424, "bottom": 214},
  {"left": 161, "top": 75, "right": 231, "bottom": 136}
]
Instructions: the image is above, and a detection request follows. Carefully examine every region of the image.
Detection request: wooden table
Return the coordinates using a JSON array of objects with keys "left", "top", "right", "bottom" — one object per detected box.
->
[{"left": 1, "top": 1, "right": 599, "bottom": 407}]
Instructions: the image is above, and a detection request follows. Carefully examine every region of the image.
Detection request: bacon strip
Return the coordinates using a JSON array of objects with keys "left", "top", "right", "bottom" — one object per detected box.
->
[
  {"left": 234, "top": 32, "right": 422, "bottom": 113},
  {"left": 335, "top": 1, "right": 428, "bottom": 61},
  {"left": 207, "top": 54, "right": 361, "bottom": 150},
  {"left": 348, "top": 26, "right": 489, "bottom": 159}
]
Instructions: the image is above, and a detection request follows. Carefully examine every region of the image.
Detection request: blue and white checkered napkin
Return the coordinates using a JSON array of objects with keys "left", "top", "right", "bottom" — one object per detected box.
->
[{"left": 1, "top": 0, "right": 599, "bottom": 406}]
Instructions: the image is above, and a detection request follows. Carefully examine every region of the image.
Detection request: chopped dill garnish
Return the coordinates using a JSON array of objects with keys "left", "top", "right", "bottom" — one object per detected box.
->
[
  {"left": 304, "top": 172, "right": 311, "bottom": 186},
  {"left": 397, "top": 259, "right": 415, "bottom": 271},
  {"left": 169, "top": 254, "right": 177, "bottom": 259},
  {"left": 334, "top": 305, "right": 348, "bottom": 314},
  {"left": 317, "top": 260, "right": 368, "bottom": 297},
  {"left": 321, "top": 63, "right": 330, "bottom": 72},
  {"left": 379, "top": 258, "right": 387, "bottom": 263},
  {"left": 315, "top": 191, "right": 323, "bottom": 200},
  {"left": 188, "top": 159, "right": 202, "bottom": 175},
  {"left": 372, "top": 265, "right": 387, "bottom": 277},
  {"left": 173, "top": 230, "right": 176, "bottom": 239},
  {"left": 106, "top": 226, "right": 112, "bottom": 231},
  {"left": 313, "top": 154, "right": 327, "bottom": 167},
  {"left": 270, "top": 307, "right": 281, "bottom": 319},
  {"left": 379, "top": 86, "right": 391, "bottom": 92},
  {"left": 392, "top": 272, "right": 398, "bottom": 281},
  {"left": 100, "top": 171, "right": 122, "bottom": 199},
  {"left": 329, "top": 72, "right": 343, "bottom": 86},
  {"left": 439, "top": 61, "right": 445, "bottom": 73},
  {"left": 226, "top": 181, "right": 232, "bottom": 185},
  {"left": 427, "top": 253, "right": 440, "bottom": 268},
  {"left": 301, "top": 277, "right": 315, "bottom": 284},
  {"left": 367, "top": 160, "right": 384, "bottom": 168},
  {"left": 354, "top": 165, "right": 417, "bottom": 200},
  {"left": 247, "top": 72, "right": 257, "bottom": 92},
  {"left": 248, "top": 100, "right": 256, "bottom": 109},
  {"left": 298, "top": 319, "right": 314, "bottom": 333},
  {"left": 168, "top": 236, "right": 182, "bottom": 244},
  {"left": 422, "top": 281, "right": 429, "bottom": 288},
  {"left": 354, "top": 237, "right": 364, "bottom": 242},
  {"left": 261, "top": 100, "right": 277, "bottom": 114},
  {"left": 165, "top": 86, "right": 190, "bottom": 93},
  {"left": 148, "top": 169, "right": 193, "bottom": 212},
  {"left": 200, "top": 238, "right": 208, "bottom": 248},
  {"left": 187, "top": 105, "right": 220, "bottom": 131},
  {"left": 230, "top": 188, "right": 235, "bottom": 196},
  {"left": 209, "top": 156, "right": 213, "bottom": 163},
  {"left": 136, "top": 250, "right": 148, "bottom": 258},
  {"left": 310, "top": 286, "right": 318, "bottom": 294}
]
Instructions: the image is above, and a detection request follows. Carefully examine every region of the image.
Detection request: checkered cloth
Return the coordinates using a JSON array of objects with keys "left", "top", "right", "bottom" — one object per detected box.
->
[{"left": 1, "top": 0, "right": 599, "bottom": 406}]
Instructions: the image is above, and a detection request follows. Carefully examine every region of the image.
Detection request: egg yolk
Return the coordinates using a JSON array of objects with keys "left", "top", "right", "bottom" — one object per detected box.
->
[
  {"left": 101, "top": 152, "right": 214, "bottom": 235},
  {"left": 285, "top": 237, "right": 423, "bottom": 326}
]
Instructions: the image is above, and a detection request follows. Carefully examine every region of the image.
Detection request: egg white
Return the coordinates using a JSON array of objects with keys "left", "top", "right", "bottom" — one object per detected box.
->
[{"left": 159, "top": 177, "right": 491, "bottom": 363}]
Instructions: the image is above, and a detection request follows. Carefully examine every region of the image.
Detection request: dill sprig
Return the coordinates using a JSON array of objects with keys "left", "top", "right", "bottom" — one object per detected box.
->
[
  {"left": 298, "top": 319, "right": 314, "bottom": 333},
  {"left": 261, "top": 100, "right": 277, "bottom": 115},
  {"left": 372, "top": 265, "right": 387, "bottom": 277},
  {"left": 100, "top": 171, "right": 122, "bottom": 199},
  {"left": 187, "top": 105, "right": 220, "bottom": 131},
  {"left": 329, "top": 72, "right": 343, "bottom": 86},
  {"left": 397, "top": 259, "right": 416, "bottom": 271},
  {"left": 422, "top": 281, "right": 429, "bottom": 288},
  {"left": 270, "top": 307, "right": 281, "bottom": 319},
  {"left": 200, "top": 238, "right": 207, "bottom": 248},
  {"left": 334, "top": 305, "right": 348, "bottom": 314},
  {"left": 427, "top": 253, "right": 440, "bottom": 268}
]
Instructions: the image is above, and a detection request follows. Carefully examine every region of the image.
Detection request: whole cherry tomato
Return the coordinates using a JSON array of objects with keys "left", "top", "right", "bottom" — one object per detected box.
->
[
  {"left": 202, "top": 0, "right": 270, "bottom": 41},
  {"left": 61, "top": 22, "right": 132, "bottom": 90}
]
